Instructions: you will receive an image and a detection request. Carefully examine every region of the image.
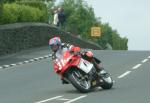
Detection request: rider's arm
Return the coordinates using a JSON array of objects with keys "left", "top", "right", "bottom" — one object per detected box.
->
[
  {"left": 70, "top": 46, "right": 81, "bottom": 53},
  {"left": 62, "top": 43, "right": 81, "bottom": 53}
]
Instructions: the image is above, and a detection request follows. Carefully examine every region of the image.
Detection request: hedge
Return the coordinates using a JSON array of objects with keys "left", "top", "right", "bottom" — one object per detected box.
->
[
  {"left": 0, "top": 3, "right": 47, "bottom": 24},
  {"left": 16, "top": 1, "right": 47, "bottom": 10},
  {"left": 16, "top": 1, "right": 48, "bottom": 22}
]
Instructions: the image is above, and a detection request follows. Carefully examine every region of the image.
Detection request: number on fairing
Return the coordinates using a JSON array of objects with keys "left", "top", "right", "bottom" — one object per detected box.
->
[
  {"left": 57, "top": 58, "right": 70, "bottom": 70},
  {"left": 57, "top": 62, "right": 62, "bottom": 70},
  {"left": 78, "top": 58, "right": 93, "bottom": 73}
]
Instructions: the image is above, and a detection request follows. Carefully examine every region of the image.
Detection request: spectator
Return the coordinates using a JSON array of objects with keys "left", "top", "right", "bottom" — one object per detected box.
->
[
  {"left": 53, "top": 9, "right": 59, "bottom": 26},
  {"left": 58, "top": 7, "right": 66, "bottom": 30}
]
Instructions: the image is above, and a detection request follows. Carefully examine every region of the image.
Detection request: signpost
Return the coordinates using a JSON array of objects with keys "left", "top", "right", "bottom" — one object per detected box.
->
[{"left": 91, "top": 27, "right": 101, "bottom": 37}]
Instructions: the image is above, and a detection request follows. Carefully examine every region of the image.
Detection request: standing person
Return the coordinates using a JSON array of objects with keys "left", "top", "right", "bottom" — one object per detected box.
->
[
  {"left": 53, "top": 9, "right": 59, "bottom": 27},
  {"left": 58, "top": 7, "right": 66, "bottom": 30}
]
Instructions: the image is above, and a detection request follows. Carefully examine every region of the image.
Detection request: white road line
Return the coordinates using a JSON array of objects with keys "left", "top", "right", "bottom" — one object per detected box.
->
[
  {"left": 132, "top": 64, "right": 142, "bottom": 70},
  {"left": 64, "top": 95, "right": 87, "bottom": 103},
  {"left": 3, "top": 65, "right": 10, "bottom": 68},
  {"left": 148, "top": 56, "right": 150, "bottom": 59},
  {"left": 24, "top": 61, "right": 30, "bottom": 63},
  {"left": 44, "top": 55, "right": 49, "bottom": 58},
  {"left": 118, "top": 71, "right": 131, "bottom": 79},
  {"left": 39, "top": 57, "right": 44, "bottom": 59},
  {"left": 0, "top": 54, "right": 51, "bottom": 70},
  {"left": 35, "top": 95, "right": 63, "bottom": 103},
  {"left": 34, "top": 58, "right": 40, "bottom": 60},
  {"left": 18, "top": 62, "right": 24, "bottom": 65},
  {"left": 29, "top": 59, "right": 35, "bottom": 62},
  {"left": 142, "top": 59, "right": 149, "bottom": 63},
  {"left": 10, "top": 64, "right": 17, "bottom": 66},
  {"left": 58, "top": 98, "right": 70, "bottom": 101}
]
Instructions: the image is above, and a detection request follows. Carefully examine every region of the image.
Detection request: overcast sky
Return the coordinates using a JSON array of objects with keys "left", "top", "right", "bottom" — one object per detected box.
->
[{"left": 56, "top": 0, "right": 150, "bottom": 50}]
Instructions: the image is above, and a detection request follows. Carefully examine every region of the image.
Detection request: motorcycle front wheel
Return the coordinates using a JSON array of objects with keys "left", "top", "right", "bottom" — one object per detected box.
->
[{"left": 68, "top": 69, "right": 91, "bottom": 93}]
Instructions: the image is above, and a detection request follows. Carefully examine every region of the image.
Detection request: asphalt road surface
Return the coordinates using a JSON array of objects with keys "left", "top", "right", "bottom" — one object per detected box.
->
[{"left": 0, "top": 48, "right": 150, "bottom": 103}]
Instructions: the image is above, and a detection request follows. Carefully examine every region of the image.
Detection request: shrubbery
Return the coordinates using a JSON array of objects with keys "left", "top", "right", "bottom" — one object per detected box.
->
[
  {"left": 16, "top": 1, "right": 47, "bottom": 10},
  {"left": 0, "top": 3, "right": 47, "bottom": 24}
]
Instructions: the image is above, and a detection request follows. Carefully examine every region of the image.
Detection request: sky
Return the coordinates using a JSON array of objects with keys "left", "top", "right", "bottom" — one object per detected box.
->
[
  {"left": 86, "top": 0, "right": 150, "bottom": 50},
  {"left": 56, "top": 0, "right": 150, "bottom": 50}
]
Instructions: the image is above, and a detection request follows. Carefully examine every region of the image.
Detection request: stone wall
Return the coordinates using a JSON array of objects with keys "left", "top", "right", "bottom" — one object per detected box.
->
[{"left": 0, "top": 23, "right": 102, "bottom": 55}]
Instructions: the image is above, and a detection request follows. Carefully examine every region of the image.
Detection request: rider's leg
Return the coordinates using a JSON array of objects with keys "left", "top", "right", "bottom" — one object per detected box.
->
[
  {"left": 82, "top": 51, "right": 103, "bottom": 71},
  {"left": 92, "top": 58, "right": 103, "bottom": 71}
]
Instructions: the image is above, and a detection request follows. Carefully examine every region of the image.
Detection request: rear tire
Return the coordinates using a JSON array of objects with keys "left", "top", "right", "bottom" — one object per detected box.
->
[
  {"left": 68, "top": 69, "right": 91, "bottom": 93},
  {"left": 100, "top": 72, "right": 113, "bottom": 89}
]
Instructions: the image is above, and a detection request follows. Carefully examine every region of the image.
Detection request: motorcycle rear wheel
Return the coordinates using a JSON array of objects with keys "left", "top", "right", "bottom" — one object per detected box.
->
[{"left": 100, "top": 71, "right": 113, "bottom": 89}]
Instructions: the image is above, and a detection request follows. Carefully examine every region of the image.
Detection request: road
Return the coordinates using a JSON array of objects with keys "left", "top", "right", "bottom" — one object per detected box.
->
[{"left": 0, "top": 49, "right": 150, "bottom": 103}]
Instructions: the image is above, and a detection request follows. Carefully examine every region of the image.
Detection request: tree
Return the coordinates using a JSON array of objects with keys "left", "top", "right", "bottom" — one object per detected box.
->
[
  {"left": 0, "top": 0, "right": 4, "bottom": 21},
  {"left": 3, "top": 0, "right": 15, "bottom": 3},
  {"left": 60, "top": 0, "right": 96, "bottom": 38},
  {"left": 56, "top": 0, "right": 128, "bottom": 50}
]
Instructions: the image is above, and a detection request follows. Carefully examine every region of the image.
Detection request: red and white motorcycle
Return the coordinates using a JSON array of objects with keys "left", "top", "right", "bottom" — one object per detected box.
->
[{"left": 53, "top": 50, "right": 113, "bottom": 93}]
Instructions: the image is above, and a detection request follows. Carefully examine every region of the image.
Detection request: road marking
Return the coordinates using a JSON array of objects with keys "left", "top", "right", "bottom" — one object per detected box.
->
[
  {"left": 34, "top": 58, "right": 40, "bottom": 60},
  {"left": 29, "top": 59, "right": 35, "bottom": 62},
  {"left": 35, "top": 95, "right": 63, "bottom": 103},
  {"left": 44, "top": 55, "right": 49, "bottom": 58},
  {"left": 64, "top": 95, "right": 87, "bottom": 103},
  {"left": 118, "top": 71, "right": 131, "bottom": 79},
  {"left": 39, "top": 57, "right": 44, "bottom": 59},
  {"left": 0, "top": 54, "right": 52, "bottom": 70},
  {"left": 10, "top": 64, "right": 17, "bottom": 66},
  {"left": 148, "top": 56, "right": 150, "bottom": 59},
  {"left": 58, "top": 98, "right": 70, "bottom": 101},
  {"left": 3, "top": 65, "right": 10, "bottom": 68},
  {"left": 132, "top": 64, "right": 142, "bottom": 70},
  {"left": 142, "top": 59, "right": 148, "bottom": 63},
  {"left": 18, "top": 62, "right": 24, "bottom": 65},
  {"left": 24, "top": 61, "right": 30, "bottom": 63}
]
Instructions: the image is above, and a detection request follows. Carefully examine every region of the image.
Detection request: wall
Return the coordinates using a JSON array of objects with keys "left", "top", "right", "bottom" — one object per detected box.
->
[{"left": 0, "top": 23, "right": 102, "bottom": 56}]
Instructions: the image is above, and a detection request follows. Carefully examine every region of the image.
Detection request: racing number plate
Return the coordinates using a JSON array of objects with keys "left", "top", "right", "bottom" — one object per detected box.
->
[{"left": 77, "top": 58, "right": 93, "bottom": 73}]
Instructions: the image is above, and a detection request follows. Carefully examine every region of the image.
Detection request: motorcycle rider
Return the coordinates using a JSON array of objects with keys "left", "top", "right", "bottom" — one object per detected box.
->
[{"left": 49, "top": 36, "right": 103, "bottom": 84}]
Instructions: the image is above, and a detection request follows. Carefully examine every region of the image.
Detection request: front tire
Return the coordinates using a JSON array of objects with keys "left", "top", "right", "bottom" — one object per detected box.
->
[{"left": 68, "top": 69, "right": 91, "bottom": 93}]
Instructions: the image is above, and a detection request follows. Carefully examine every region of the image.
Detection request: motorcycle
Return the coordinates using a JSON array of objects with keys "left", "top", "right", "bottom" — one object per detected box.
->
[{"left": 53, "top": 50, "right": 113, "bottom": 93}]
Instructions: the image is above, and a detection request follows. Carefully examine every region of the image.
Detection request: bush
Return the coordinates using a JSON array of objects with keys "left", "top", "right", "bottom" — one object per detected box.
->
[
  {"left": 0, "top": 3, "right": 47, "bottom": 24},
  {"left": 18, "top": 4, "right": 43, "bottom": 22},
  {"left": 16, "top": 1, "right": 46, "bottom": 10},
  {"left": 16, "top": 1, "right": 48, "bottom": 22}
]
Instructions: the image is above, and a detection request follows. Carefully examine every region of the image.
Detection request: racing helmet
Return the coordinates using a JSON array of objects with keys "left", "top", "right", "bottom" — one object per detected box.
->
[{"left": 49, "top": 37, "right": 61, "bottom": 51}]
